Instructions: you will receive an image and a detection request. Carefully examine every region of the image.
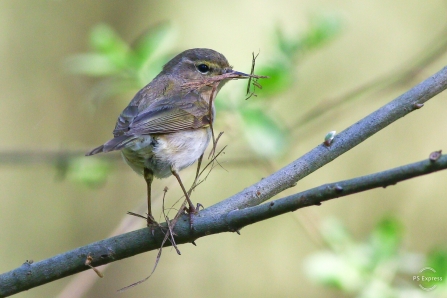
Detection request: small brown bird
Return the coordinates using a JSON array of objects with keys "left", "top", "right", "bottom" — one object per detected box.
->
[{"left": 86, "top": 48, "right": 252, "bottom": 225}]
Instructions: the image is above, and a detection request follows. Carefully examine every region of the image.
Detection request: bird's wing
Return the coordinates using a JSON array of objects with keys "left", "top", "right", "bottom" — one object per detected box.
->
[
  {"left": 112, "top": 76, "right": 177, "bottom": 137},
  {"left": 127, "top": 92, "right": 211, "bottom": 135},
  {"left": 113, "top": 105, "right": 139, "bottom": 137}
]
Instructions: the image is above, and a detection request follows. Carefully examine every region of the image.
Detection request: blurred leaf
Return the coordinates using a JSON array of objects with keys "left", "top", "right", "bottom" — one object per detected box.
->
[
  {"left": 320, "top": 217, "right": 353, "bottom": 250},
  {"left": 370, "top": 216, "right": 403, "bottom": 260},
  {"left": 359, "top": 279, "right": 395, "bottom": 298},
  {"left": 90, "top": 24, "right": 129, "bottom": 69},
  {"left": 427, "top": 248, "right": 447, "bottom": 279},
  {"left": 253, "top": 64, "right": 292, "bottom": 96},
  {"left": 136, "top": 51, "right": 174, "bottom": 86},
  {"left": 65, "top": 53, "right": 120, "bottom": 76},
  {"left": 304, "top": 251, "right": 363, "bottom": 292},
  {"left": 240, "top": 107, "right": 287, "bottom": 158},
  {"left": 300, "top": 15, "right": 342, "bottom": 51},
  {"left": 131, "top": 22, "right": 171, "bottom": 68},
  {"left": 276, "top": 26, "right": 298, "bottom": 58},
  {"left": 86, "top": 77, "right": 141, "bottom": 107},
  {"left": 67, "top": 23, "right": 174, "bottom": 105},
  {"left": 66, "top": 157, "right": 112, "bottom": 187},
  {"left": 305, "top": 217, "right": 443, "bottom": 297},
  {"left": 276, "top": 14, "right": 342, "bottom": 59}
]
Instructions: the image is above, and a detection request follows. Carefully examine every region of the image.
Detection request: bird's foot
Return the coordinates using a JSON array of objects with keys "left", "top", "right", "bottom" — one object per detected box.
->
[
  {"left": 146, "top": 214, "right": 157, "bottom": 227},
  {"left": 186, "top": 203, "right": 204, "bottom": 214},
  {"left": 195, "top": 202, "right": 204, "bottom": 212},
  {"left": 126, "top": 211, "right": 158, "bottom": 235},
  {"left": 185, "top": 203, "right": 204, "bottom": 231}
]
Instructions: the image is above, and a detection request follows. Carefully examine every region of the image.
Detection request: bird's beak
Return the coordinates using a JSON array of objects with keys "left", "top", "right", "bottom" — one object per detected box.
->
[{"left": 224, "top": 68, "right": 251, "bottom": 79}]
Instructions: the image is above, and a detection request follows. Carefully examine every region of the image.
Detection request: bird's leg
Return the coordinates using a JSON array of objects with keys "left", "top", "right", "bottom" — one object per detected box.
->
[
  {"left": 171, "top": 169, "right": 197, "bottom": 214},
  {"left": 191, "top": 154, "right": 203, "bottom": 192},
  {"left": 189, "top": 154, "right": 204, "bottom": 211},
  {"left": 143, "top": 168, "right": 156, "bottom": 226}
]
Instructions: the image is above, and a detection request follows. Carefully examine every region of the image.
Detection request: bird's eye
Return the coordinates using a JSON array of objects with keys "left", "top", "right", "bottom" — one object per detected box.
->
[{"left": 196, "top": 64, "right": 210, "bottom": 74}]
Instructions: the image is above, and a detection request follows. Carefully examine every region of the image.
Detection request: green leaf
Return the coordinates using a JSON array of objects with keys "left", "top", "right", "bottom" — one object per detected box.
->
[
  {"left": 90, "top": 24, "right": 129, "bottom": 69},
  {"left": 320, "top": 217, "right": 353, "bottom": 249},
  {"left": 300, "top": 15, "right": 342, "bottom": 52},
  {"left": 276, "top": 26, "right": 295, "bottom": 57},
  {"left": 240, "top": 107, "right": 287, "bottom": 158},
  {"left": 427, "top": 248, "right": 447, "bottom": 279},
  {"left": 251, "top": 64, "right": 292, "bottom": 96},
  {"left": 369, "top": 216, "right": 403, "bottom": 260},
  {"left": 418, "top": 249, "right": 447, "bottom": 291},
  {"left": 66, "top": 157, "right": 112, "bottom": 187},
  {"left": 304, "top": 251, "right": 363, "bottom": 292},
  {"left": 276, "top": 14, "right": 342, "bottom": 59}
]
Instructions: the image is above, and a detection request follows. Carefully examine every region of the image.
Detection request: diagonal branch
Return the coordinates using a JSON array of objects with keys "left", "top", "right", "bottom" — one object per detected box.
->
[
  {"left": 1, "top": 65, "right": 447, "bottom": 297},
  {"left": 1, "top": 153, "right": 446, "bottom": 297},
  {"left": 224, "top": 153, "right": 447, "bottom": 228},
  {"left": 203, "top": 66, "right": 447, "bottom": 216}
]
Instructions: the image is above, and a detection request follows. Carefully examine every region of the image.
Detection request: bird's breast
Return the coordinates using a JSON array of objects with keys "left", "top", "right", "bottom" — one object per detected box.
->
[{"left": 121, "top": 128, "right": 211, "bottom": 178}]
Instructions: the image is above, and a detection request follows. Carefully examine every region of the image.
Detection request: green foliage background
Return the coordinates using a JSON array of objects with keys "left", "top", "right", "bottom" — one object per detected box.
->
[{"left": 1, "top": 1, "right": 447, "bottom": 297}]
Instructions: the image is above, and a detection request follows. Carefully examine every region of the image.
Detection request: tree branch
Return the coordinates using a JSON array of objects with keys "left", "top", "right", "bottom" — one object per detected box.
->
[
  {"left": 203, "top": 65, "right": 447, "bottom": 216},
  {"left": 1, "top": 65, "right": 447, "bottom": 297},
  {"left": 224, "top": 153, "right": 447, "bottom": 228}
]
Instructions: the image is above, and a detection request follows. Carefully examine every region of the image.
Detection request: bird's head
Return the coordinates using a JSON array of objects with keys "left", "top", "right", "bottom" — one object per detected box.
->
[{"left": 162, "top": 48, "right": 250, "bottom": 82}]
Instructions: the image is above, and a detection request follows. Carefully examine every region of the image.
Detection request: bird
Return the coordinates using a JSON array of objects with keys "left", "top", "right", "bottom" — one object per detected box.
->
[{"left": 86, "top": 48, "right": 252, "bottom": 225}]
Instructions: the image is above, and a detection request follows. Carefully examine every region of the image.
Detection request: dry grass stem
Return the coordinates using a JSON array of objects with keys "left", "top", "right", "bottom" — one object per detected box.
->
[
  {"left": 246, "top": 51, "right": 262, "bottom": 100},
  {"left": 85, "top": 255, "right": 103, "bottom": 278},
  {"left": 181, "top": 71, "right": 267, "bottom": 93}
]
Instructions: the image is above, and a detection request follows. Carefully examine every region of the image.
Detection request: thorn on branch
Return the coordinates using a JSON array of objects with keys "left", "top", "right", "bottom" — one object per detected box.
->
[
  {"left": 429, "top": 150, "right": 442, "bottom": 162},
  {"left": 382, "top": 182, "right": 397, "bottom": 188},
  {"left": 23, "top": 260, "right": 33, "bottom": 265},
  {"left": 413, "top": 102, "right": 424, "bottom": 109},
  {"left": 334, "top": 185, "right": 344, "bottom": 193}
]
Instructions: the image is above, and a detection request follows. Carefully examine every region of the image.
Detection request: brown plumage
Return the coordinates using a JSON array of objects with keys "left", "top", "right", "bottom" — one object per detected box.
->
[{"left": 86, "top": 48, "right": 252, "bottom": 225}]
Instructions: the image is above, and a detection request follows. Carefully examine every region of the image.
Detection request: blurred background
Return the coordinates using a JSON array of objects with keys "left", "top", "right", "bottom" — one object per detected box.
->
[{"left": 1, "top": 1, "right": 447, "bottom": 297}]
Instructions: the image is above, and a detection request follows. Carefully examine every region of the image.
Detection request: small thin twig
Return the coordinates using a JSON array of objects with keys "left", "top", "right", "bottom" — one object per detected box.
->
[
  {"left": 208, "top": 82, "right": 220, "bottom": 159},
  {"left": 120, "top": 189, "right": 183, "bottom": 292},
  {"left": 246, "top": 51, "right": 261, "bottom": 100},
  {"left": 85, "top": 255, "right": 103, "bottom": 278},
  {"left": 162, "top": 187, "right": 181, "bottom": 255},
  {"left": 199, "top": 145, "right": 227, "bottom": 178},
  {"left": 181, "top": 72, "right": 267, "bottom": 93},
  {"left": 118, "top": 200, "right": 188, "bottom": 292},
  {"left": 126, "top": 211, "right": 147, "bottom": 220}
]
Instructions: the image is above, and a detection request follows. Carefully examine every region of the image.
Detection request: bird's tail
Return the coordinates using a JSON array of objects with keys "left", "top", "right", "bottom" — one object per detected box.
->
[
  {"left": 85, "top": 144, "right": 105, "bottom": 156},
  {"left": 85, "top": 135, "right": 136, "bottom": 156}
]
